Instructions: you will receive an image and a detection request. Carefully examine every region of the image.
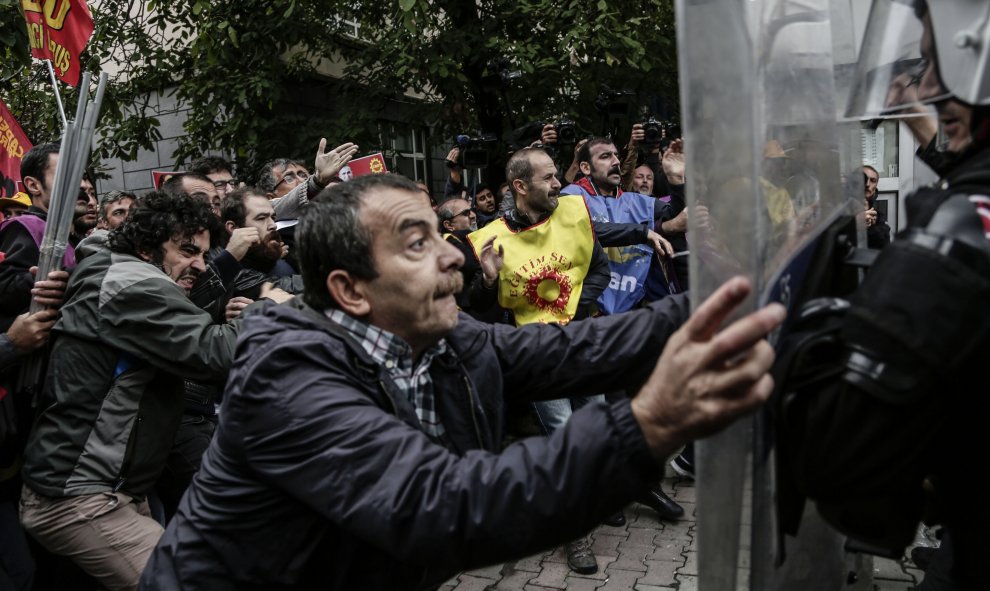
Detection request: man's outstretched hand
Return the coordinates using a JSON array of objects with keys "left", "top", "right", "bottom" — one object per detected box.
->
[
  {"left": 315, "top": 140, "right": 359, "bottom": 186},
  {"left": 631, "top": 276, "right": 785, "bottom": 460},
  {"left": 661, "top": 138, "right": 685, "bottom": 185},
  {"left": 479, "top": 236, "right": 505, "bottom": 288}
]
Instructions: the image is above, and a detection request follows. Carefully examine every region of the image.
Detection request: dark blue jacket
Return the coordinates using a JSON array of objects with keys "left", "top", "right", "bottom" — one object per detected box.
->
[{"left": 141, "top": 294, "right": 689, "bottom": 590}]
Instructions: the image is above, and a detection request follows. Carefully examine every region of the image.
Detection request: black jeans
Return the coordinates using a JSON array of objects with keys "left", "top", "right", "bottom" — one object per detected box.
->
[{"left": 155, "top": 414, "right": 216, "bottom": 523}]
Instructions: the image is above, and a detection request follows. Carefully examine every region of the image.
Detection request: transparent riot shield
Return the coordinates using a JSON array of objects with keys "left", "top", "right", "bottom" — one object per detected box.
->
[{"left": 675, "top": 0, "right": 862, "bottom": 589}]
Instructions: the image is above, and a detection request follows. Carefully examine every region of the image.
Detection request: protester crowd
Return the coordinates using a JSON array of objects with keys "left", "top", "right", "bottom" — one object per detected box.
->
[{"left": 0, "top": 108, "right": 781, "bottom": 591}]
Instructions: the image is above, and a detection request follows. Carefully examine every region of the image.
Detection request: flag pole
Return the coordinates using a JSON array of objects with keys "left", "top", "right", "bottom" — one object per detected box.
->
[
  {"left": 20, "top": 72, "right": 107, "bottom": 405},
  {"left": 44, "top": 61, "right": 68, "bottom": 129}
]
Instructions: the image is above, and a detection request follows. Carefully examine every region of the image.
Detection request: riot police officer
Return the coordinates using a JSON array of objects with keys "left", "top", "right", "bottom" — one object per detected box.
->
[{"left": 783, "top": 2, "right": 990, "bottom": 588}]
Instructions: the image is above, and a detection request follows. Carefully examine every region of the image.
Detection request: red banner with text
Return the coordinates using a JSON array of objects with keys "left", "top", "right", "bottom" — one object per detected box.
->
[
  {"left": 0, "top": 98, "right": 33, "bottom": 198},
  {"left": 21, "top": 0, "right": 95, "bottom": 87}
]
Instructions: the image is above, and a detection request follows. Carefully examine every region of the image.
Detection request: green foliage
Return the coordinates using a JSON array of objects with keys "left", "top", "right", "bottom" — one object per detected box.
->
[
  {"left": 0, "top": 0, "right": 678, "bottom": 180},
  {"left": 0, "top": 0, "right": 30, "bottom": 66}
]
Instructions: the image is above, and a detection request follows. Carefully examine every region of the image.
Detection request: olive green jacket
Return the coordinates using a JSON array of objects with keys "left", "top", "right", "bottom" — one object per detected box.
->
[{"left": 22, "top": 242, "right": 247, "bottom": 498}]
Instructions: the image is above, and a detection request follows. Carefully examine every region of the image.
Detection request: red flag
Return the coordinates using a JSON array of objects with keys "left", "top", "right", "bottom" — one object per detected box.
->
[
  {"left": 0, "top": 98, "right": 33, "bottom": 198},
  {"left": 341, "top": 153, "right": 389, "bottom": 180},
  {"left": 21, "top": 0, "right": 95, "bottom": 87}
]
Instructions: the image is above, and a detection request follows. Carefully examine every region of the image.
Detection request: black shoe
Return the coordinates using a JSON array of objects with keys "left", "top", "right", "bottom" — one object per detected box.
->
[
  {"left": 670, "top": 452, "right": 695, "bottom": 480},
  {"left": 603, "top": 511, "right": 626, "bottom": 527},
  {"left": 910, "top": 546, "right": 938, "bottom": 571},
  {"left": 565, "top": 539, "right": 598, "bottom": 574},
  {"left": 637, "top": 487, "right": 685, "bottom": 521}
]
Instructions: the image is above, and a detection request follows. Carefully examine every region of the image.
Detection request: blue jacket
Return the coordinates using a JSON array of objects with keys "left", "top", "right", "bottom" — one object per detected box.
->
[{"left": 141, "top": 294, "right": 689, "bottom": 590}]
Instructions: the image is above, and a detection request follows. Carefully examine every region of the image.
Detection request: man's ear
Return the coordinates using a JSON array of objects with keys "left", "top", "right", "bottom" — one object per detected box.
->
[
  {"left": 326, "top": 269, "right": 371, "bottom": 317},
  {"left": 224, "top": 220, "right": 237, "bottom": 235},
  {"left": 22, "top": 175, "right": 42, "bottom": 198},
  {"left": 441, "top": 219, "right": 454, "bottom": 233},
  {"left": 578, "top": 161, "right": 592, "bottom": 176},
  {"left": 265, "top": 192, "right": 276, "bottom": 201},
  {"left": 511, "top": 179, "right": 527, "bottom": 198}
]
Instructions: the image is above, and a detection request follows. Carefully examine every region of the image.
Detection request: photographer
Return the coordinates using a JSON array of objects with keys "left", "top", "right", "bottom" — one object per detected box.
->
[
  {"left": 443, "top": 147, "right": 467, "bottom": 201},
  {"left": 445, "top": 140, "right": 501, "bottom": 229},
  {"left": 620, "top": 123, "right": 647, "bottom": 192},
  {"left": 536, "top": 123, "right": 587, "bottom": 185},
  {"left": 620, "top": 119, "right": 669, "bottom": 194}
]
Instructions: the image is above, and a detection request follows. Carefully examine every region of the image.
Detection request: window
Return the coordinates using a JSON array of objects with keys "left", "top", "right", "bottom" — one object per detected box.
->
[
  {"left": 860, "top": 120, "right": 899, "bottom": 178},
  {"left": 388, "top": 124, "right": 428, "bottom": 181},
  {"left": 333, "top": 15, "right": 362, "bottom": 39}
]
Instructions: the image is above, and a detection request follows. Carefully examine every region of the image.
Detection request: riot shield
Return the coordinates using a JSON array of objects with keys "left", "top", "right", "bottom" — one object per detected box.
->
[{"left": 675, "top": 0, "right": 862, "bottom": 589}]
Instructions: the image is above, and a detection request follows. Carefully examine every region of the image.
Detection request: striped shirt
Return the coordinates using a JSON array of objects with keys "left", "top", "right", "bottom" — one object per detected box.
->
[{"left": 325, "top": 309, "right": 446, "bottom": 437}]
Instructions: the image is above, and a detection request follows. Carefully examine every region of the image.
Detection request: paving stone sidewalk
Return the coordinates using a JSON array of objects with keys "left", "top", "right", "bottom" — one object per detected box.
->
[{"left": 440, "top": 475, "right": 928, "bottom": 591}]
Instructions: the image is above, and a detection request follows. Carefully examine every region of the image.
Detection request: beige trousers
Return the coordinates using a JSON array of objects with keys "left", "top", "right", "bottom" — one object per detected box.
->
[{"left": 19, "top": 485, "right": 164, "bottom": 591}]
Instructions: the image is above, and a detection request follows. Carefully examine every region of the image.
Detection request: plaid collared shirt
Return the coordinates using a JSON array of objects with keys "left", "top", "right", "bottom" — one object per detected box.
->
[{"left": 326, "top": 309, "right": 446, "bottom": 438}]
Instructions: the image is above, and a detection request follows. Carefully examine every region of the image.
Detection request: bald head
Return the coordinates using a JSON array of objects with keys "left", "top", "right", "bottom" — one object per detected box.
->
[{"left": 506, "top": 149, "right": 561, "bottom": 221}]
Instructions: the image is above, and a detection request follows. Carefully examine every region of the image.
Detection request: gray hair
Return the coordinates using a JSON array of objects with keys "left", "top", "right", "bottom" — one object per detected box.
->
[
  {"left": 98, "top": 190, "right": 137, "bottom": 223},
  {"left": 257, "top": 158, "right": 306, "bottom": 193}
]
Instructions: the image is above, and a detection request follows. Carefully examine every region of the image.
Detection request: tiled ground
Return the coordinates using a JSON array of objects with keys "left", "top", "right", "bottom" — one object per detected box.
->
[{"left": 439, "top": 475, "right": 928, "bottom": 590}]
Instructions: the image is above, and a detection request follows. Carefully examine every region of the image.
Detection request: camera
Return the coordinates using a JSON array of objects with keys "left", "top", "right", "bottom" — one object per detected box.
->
[
  {"left": 534, "top": 119, "right": 577, "bottom": 145},
  {"left": 553, "top": 119, "right": 577, "bottom": 145},
  {"left": 454, "top": 133, "right": 498, "bottom": 168},
  {"left": 594, "top": 86, "right": 635, "bottom": 117},
  {"left": 641, "top": 117, "right": 663, "bottom": 145},
  {"left": 481, "top": 58, "right": 522, "bottom": 92}
]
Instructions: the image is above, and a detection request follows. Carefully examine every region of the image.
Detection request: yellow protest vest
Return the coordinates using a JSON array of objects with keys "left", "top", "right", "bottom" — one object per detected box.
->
[{"left": 467, "top": 196, "right": 595, "bottom": 325}]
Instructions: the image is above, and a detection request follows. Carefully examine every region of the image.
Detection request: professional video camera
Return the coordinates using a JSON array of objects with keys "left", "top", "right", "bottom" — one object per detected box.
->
[
  {"left": 487, "top": 58, "right": 522, "bottom": 85},
  {"left": 594, "top": 85, "right": 635, "bottom": 117},
  {"left": 454, "top": 133, "right": 498, "bottom": 168}
]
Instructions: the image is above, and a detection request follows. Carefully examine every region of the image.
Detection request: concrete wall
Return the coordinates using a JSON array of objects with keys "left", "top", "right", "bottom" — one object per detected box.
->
[{"left": 95, "top": 90, "right": 225, "bottom": 196}]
